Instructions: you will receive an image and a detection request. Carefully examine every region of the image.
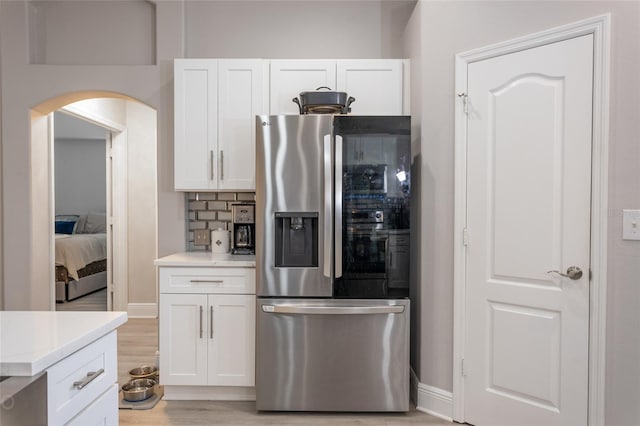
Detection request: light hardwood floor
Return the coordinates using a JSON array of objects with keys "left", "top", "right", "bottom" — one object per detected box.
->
[
  {"left": 117, "top": 318, "right": 451, "bottom": 425},
  {"left": 56, "top": 288, "right": 108, "bottom": 311}
]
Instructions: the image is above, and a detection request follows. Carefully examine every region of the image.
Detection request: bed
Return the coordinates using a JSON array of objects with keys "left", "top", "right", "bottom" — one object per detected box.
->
[{"left": 54, "top": 213, "right": 108, "bottom": 302}]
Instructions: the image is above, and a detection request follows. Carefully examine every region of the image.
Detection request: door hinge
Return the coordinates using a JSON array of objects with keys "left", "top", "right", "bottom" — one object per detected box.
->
[
  {"left": 461, "top": 358, "right": 466, "bottom": 377},
  {"left": 463, "top": 228, "right": 469, "bottom": 246},
  {"left": 457, "top": 92, "right": 468, "bottom": 114}
]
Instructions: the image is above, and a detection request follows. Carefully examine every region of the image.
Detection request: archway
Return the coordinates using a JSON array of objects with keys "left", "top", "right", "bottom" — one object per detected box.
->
[{"left": 31, "top": 91, "right": 158, "bottom": 313}]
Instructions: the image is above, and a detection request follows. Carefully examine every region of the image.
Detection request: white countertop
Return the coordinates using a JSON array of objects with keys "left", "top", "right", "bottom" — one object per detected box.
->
[
  {"left": 155, "top": 251, "right": 256, "bottom": 267},
  {"left": 0, "top": 311, "right": 127, "bottom": 377}
]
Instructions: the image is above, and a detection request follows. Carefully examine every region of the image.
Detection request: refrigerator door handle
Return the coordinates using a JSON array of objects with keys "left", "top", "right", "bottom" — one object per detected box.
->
[
  {"left": 335, "top": 135, "right": 343, "bottom": 278},
  {"left": 261, "top": 304, "right": 405, "bottom": 315},
  {"left": 323, "top": 134, "right": 332, "bottom": 279}
]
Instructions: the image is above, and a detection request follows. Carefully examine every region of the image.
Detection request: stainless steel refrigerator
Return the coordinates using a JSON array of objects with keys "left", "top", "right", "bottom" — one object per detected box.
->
[{"left": 255, "top": 114, "right": 411, "bottom": 412}]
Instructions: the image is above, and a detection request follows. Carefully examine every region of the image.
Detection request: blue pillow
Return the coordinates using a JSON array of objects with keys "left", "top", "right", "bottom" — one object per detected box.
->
[{"left": 55, "top": 220, "right": 76, "bottom": 234}]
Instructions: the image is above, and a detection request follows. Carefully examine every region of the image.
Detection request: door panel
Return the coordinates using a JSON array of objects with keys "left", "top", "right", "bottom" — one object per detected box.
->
[
  {"left": 174, "top": 59, "right": 217, "bottom": 190},
  {"left": 218, "top": 59, "right": 262, "bottom": 190},
  {"left": 207, "top": 294, "right": 255, "bottom": 386},
  {"left": 255, "top": 115, "right": 334, "bottom": 298},
  {"left": 336, "top": 60, "right": 404, "bottom": 115},
  {"left": 159, "top": 294, "right": 208, "bottom": 386},
  {"left": 269, "top": 60, "right": 336, "bottom": 114},
  {"left": 465, "top": 35, "right": 593, "bottom": 426}
]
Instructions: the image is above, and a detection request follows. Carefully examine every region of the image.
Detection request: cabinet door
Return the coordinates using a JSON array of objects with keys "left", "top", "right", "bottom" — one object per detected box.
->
[
  {"left": 336, "top": 60, "right": 405, "bottom": 115},
  {"left": 66, "top": 384, "right": 118, "bottom": 426},
  {"left": 207, "top": 294, "right": 256, "bottom": 386},
  {"left": 270, "top": 60, "right": 336, "bottom": 114},
  {"left": 160, "top": 294, "right": 208, "bottom": 386},
  {"left": 218, "top": 59, "right": 264, "bottom": 190},
  {"left": 174, "top": 59, "right": 218, "bottom": 190}
]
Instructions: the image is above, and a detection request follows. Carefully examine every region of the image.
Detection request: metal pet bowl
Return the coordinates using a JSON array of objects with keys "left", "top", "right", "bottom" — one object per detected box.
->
[
  {"left": 128, "top": 365, "right": 158, "bottom": 381},
  {"left": 121, "top": 378, "right": 156, "bottom": 402}
]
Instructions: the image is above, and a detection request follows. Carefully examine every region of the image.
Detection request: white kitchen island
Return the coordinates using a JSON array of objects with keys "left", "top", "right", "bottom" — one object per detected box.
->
[{"left": 0, "top": 311, "right": 127, "bottom": 425}]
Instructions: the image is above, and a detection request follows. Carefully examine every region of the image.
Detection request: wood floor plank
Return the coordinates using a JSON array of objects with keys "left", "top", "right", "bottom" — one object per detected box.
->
[{"left": 117, "top": 318, "right": 450, "bottom": 425}]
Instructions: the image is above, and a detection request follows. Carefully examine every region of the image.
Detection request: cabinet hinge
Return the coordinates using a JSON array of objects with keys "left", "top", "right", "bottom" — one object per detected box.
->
[
  {"left": 463, "top": 228, "right": 469, "bottom": 246},
  {"left": 457, "top": 92, "right": 468, "bottom": 114}
]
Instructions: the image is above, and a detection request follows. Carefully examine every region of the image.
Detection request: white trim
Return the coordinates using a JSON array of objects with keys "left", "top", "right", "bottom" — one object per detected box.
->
[
  {"left": 127, "top": 302, "right": 158, "bottom": 319},
  {"left": 110, "top": 130, "right": 128, "bottom": 312},
  {"left": 60, "top": 104, "right": 125, "bottom": 133},
  {"left": 452, "top": 14, "right": 610, "bottom": 425},
  {"left": 411, "top": 369, "right": 453, "bottom": 422}
]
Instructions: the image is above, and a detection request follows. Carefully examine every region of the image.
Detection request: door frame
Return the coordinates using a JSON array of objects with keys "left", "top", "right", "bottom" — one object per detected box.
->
[
  {"left": 51, "top": 103, "right": 128, "bottom": 312},
  {"left": 452, "top": 14, "right": 610, "bottom": 425}
]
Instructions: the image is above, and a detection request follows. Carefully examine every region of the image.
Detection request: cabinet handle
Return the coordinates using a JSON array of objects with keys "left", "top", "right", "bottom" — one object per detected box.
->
[
  {"left": 220, "top": 150, "right": 224, "bottom": 181},
  {"left": 210, "top": 306, "right": 214, "bottom": 339},
  {"left": 199, "top": 305, "right": 203, "bottom": 339},
  {"left": 211, "top": 150, "right": 215, "bottom": 180},
  {"left": 189, "top": 279, "right": 224, "bottom": 284},
  {"left": 72, "top": 368, "right": 105, "bottom": 390}
]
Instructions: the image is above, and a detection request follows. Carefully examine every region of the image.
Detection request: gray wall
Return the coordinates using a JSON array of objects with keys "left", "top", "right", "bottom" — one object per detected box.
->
[
  {"left": 54, "top": 137, "right": 107, "bottom": 216},
  {"left": 54, "top": 111, "right": 108, "bottom": 216},
  {"left": 409, "top": 2, "right": 640, "bottom": 425}
]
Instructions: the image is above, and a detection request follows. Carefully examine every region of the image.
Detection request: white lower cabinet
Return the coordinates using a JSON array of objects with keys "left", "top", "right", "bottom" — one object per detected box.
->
[
  {"left": 160, "top": 293, "right": 255, "bottom": 387},
  {"left": 158, "top": 266, "right": 256, "bottom": 400}
]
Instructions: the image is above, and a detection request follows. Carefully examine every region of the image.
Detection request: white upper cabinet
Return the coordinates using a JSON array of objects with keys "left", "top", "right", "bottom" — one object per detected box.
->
[
  {"left": 269, "top": 59, "right": 409, "bottom": 115},
  {"left": 174, "top": 59, "right": 218, "bottom": 191},
  {"left": 217, "top": 59, "right": 265, "bottom": 190},
  {"left": 269, "top": 60, "right": 336, "bottom": 115},
  {"left": 336, "top": 60, "right": 407, "bottom": 116},
  {"left": 174, "top": 58, "right": 409, "bottom": 191},
  {"left": 174, "top": 59, "right": 265, "bottom": 191}
]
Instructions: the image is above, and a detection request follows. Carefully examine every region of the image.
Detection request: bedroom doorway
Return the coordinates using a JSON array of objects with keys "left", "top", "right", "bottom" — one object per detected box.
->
[
  {"left": 54, "top": 111, "right": 111, "bottom": 311},
  {"left": 31, "top": 93, "right": 158, "bottom": 315}
]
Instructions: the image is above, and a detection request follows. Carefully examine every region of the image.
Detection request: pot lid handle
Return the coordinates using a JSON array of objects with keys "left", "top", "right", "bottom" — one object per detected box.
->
[{"left": 315, "top": 86, "right": 333, "bottom": 91}]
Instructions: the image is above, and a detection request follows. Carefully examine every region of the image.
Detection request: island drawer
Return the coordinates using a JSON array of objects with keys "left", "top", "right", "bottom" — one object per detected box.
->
[
  {"left": 160, "top": 267, "right": 256, "bottom": 294},
  {"left": 46, "top": 331, "right": 117, "bottom": 425}
]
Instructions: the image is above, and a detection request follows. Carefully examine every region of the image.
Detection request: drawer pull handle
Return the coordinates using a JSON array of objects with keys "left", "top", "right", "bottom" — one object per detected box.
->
[
  {"left": 72, "top": 368, "right": 105, "bottom": 390},
  {"left": 189, "top": 279, "right": 224, "bottom": 284}
]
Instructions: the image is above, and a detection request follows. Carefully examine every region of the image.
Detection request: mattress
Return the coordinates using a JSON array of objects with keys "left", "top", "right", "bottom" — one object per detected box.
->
[{"left": 55, "top": 233, "right": 107, "bottom": 281}]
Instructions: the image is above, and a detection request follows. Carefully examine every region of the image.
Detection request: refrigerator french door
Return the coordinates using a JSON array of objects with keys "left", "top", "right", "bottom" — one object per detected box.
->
[{"left": 255, "top": 114, "right": 411, "bottom": 412}]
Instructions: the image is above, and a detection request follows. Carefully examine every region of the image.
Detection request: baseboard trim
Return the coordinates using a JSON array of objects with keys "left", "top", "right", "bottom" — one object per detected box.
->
[
  {"left": 411, "top": 368, "right": 453, "bottom": 422},
  {"left": 127, "top": 302, "right": 158, "bottom": 318}
]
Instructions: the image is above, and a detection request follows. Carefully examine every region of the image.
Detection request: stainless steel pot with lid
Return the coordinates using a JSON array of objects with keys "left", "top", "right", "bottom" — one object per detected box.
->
[{"left": 292, "top": 86, "right": 356, "bottom": 114}]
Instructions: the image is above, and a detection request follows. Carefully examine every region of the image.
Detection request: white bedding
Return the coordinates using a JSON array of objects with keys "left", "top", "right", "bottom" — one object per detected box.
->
[{"left": 55, "top": 233, "right": 107, "bottom": 281}]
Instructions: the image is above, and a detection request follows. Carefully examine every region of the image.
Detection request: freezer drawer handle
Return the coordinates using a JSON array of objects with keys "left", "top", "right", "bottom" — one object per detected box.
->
[{"left": 261, "top": 305, "right": 405, "bottom": 315}]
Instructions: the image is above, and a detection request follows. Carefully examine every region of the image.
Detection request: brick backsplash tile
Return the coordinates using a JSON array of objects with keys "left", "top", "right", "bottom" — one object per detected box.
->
[
  {"left": 217, "top": 193, "right": 237, "bottom": 201},
  {"left": 218, "top": 211, "right": 232, "bottom": 221},
  {"left": 189, "top": 221, "right": 206, "bottom": 230},
  {"left": 208, "top": 201, "right": 227, "bottom": 210},
  {"left": 189, "top": 201, "right": 207, "bottom": 211},
  {"left": 197, "top": 211, "right": 217, "bottom": 221},
  {"left": 186, "top": 192, "right": 255, "bottom": 250}
]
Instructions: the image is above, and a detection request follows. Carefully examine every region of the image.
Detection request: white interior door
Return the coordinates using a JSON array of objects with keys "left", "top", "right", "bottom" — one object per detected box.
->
[{"left": 464, "top": 34, "right": 593, "bottom": 425}]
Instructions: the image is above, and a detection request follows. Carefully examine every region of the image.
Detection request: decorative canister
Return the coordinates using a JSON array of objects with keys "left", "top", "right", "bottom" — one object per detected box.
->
[{"left": 211, "top": 228, "right": 230, "bottom": 254}]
